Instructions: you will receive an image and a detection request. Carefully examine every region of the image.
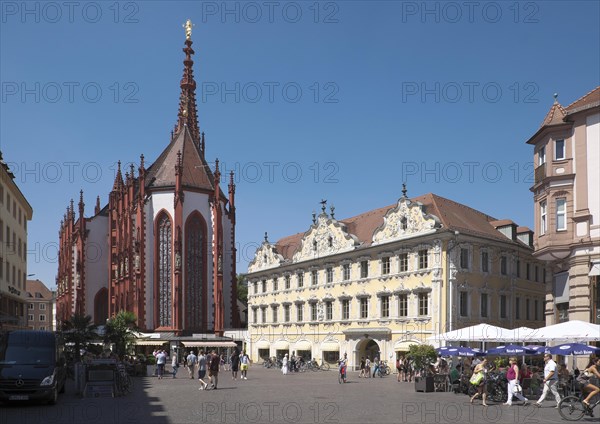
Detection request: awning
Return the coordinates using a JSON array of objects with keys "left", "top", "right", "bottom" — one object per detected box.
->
[
  {"left": 321, "top": 341, "right": 339, "bottom": 351},
  {"left": 294, "top": 340, "right": 312, "bottom": 350},
  {"left": 273, "top": 340, "right": 289, "bottom": 350},
  {"left": 135, "top": 340, "right": 168, "bottom": 346},
  {"left": 256, "top": 340, "right": 270, "bottom": 349},
  {"left": 589, "top": 262, "right": 600, "bottom": 277},
  {"left": 394, "top": 341, "right": 416, "bottom": 351},
  {"left": 182, "top": 341, "right": 238, "bottom": 348}
]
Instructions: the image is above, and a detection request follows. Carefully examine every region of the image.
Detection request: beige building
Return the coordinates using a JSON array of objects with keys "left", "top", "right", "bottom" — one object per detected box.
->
[
  {"left": 0, "top": 151, "right": 33, "bottom": 330},
  {"left": 26, "top": 279, "right": 55, "bottom": 331},
  {"left": 527, "top": 87, "right": 600, "bottom": 326},
  {"left": 246, "top": 191, "right": 546, "bottom": 367}
]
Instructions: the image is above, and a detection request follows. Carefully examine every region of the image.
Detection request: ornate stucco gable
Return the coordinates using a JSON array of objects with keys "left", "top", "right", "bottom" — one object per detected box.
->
[
  {"left": 292, "top": 212, "right": 360, "bottom": 263},
  {"left": 372, "top": 191, "right": 441, "bottom": 245},
  {"left": 248, "top": 233, "right": 285, "bottom": 272}
]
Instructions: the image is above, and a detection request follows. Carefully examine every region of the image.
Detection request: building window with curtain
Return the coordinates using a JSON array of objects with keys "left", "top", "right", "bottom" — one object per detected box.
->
[
  {"left": 326, "top": 301, "right": 333, "bottom": 320},
  {"left": 381, "top": 296, "right": 389, "bottom": 318},
  {"left": 341, "top": 299, "right": 349, "bottom": 320},
  {"left": 418, "top": 293, "right": 428, "bottom": 316},
  {"left": 556, "top": 198, "right": 566, "bottom": 231},
  {"left": 398, "top": 295, "right": 408, "bottom": 317},
  {"left": 399, "top": 253, "right": 408, "bottom": 272}
]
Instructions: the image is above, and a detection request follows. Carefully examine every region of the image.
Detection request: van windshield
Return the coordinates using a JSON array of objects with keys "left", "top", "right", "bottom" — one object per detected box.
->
[{"left": 0, "top": 345, "right": 55, "bottom": 365}]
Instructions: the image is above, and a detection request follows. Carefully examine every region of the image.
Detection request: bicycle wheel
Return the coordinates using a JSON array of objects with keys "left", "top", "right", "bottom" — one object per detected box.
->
[
  {"left": 338, "top": 371, "right": 343, "bottom": 384},
  {"left": 558, "top": 396, "right": 586, "bottom": 421},
  {"left": 321, "top": 363, "right": 330, "bottom": 371},
  {"left": 311, "top": 363, "right": 319, "bottom": 372}
]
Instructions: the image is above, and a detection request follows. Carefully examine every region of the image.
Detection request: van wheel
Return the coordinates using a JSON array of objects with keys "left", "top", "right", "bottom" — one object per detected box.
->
[{"left": 47, "top": 387, "right": 58, "bottom": 405}]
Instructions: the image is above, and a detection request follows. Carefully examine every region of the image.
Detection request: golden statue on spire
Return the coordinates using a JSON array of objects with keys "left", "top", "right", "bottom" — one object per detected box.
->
[{"left": 183, "top": 19, "right": 194, "bottom": 40}]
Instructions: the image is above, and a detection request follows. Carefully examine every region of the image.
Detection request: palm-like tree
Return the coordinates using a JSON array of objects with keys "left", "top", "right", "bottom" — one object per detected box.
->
[
  {"left": 105, "top": 311, "right": 138, "bottom": 359},
  {"left": 61, "top": 313, "right": 98, "bottom": 362}
]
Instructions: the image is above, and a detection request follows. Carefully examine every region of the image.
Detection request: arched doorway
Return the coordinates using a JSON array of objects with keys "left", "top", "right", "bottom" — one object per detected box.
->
[
  {"left": 94, "top": 288, "right": 108, "bottom": 325},
  {"left": 356, "top": 338, "right": 381, "bottom": 367}
]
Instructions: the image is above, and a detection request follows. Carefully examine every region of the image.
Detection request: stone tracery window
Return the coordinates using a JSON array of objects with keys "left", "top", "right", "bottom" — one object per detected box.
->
[
  {"left": 157, "top": 213, "right": 172, "bottom": 327},
  {"left": 186, "top": 213, "right": 204, "bottom": 330}
]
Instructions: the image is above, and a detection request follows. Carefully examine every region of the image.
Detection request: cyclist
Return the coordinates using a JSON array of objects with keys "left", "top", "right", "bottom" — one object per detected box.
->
[
  {"left": 578, "top": 357, "right": 600, "bottom": 408},
  {"left": 338, "top": 353, "right": 348, "bottom": 383}
]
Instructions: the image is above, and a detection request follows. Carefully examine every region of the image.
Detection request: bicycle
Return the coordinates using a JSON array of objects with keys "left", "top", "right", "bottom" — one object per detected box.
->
[
  {"left": 558, "top": 393, "right": 600, "bottom": 421},
  {"left": 115, "top": 363, "right": 134, "bottom": 396}
]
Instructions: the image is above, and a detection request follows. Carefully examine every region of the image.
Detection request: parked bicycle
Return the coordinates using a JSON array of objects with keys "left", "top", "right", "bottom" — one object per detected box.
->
[
  {"left": 115, "top": 362, "right": 134, "bottom": 396},
  {"left": 486, "top": 371, "right": 508, "bottom": 403},
  {"left": 558, "top": 393, "right": 600, "bottom": 421}
]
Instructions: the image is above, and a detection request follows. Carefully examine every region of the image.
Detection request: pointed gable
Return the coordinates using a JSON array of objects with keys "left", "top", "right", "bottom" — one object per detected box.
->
[
  {"left": 292, "top": 212, "right": 360, "bottom": 263},
  {"left": 372, "top": 195, "right": 441, "bottom": 245},
  {"left": 145, "top": 126, "right": 214, "bottom": 191},
  {"left": 248, "top": 237, "right": 285, "bottom": 272},
  {"left": 539, "top": 99, "right": 567, "bottom": 128}
]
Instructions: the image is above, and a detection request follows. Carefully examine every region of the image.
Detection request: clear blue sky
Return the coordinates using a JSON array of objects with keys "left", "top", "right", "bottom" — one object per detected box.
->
[{"left": 1, "top": 1, "right": 599, "bottom": 288}]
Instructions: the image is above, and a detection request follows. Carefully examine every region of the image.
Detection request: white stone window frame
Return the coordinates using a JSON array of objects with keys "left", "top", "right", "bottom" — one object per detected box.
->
[
  {"left": 458, "top": 244, "right": 472, "bottom": 272},
  {"left": 479, "top": 292, "right": 491, "bottom": 319},
  {"left": 479, "top": 248, "right": 491, "bottom": 274},
  {"left": 555, "top": 197, "right": 567, "bottom": 232},
  {"left": 414, "top": 244, "right": 432, "bottom": 271},
  {"left": 394, "top": 287, "right": 411, "bottom": 318},
  {"left": 413, "top": 285, "right": 432, "bottom": 317},
  {"left": 499, "top": 253, "right": 509, "bottom": 276},
  {"left": 341, "top": 262, "right": 351, "bottom": 281},
  {"left": 294, "top": 300, "right": 305, "bottom": 322},
  {"left": 283, "top": 273, "right": 291, "bottom": 290},
  {"left": 458, "top": 289, "right": 470, "bottom": 319},
  {"left": 377, "top": 251, "right": 394, "bottom": 277},
  {"left": 540, "top": 200, "right": 547, "bottom": 236},
  {"left": 357, "top": 256, "right": 370, "bottom": 279},
  {"left": 554, "top": 139, "right": 565, "bottom": 161},
  {"left": 338, "top": 294, "right": 352, "bottom": 320},
  {"left": 395, "top": 248, "right": 411, "bottom": 273}
]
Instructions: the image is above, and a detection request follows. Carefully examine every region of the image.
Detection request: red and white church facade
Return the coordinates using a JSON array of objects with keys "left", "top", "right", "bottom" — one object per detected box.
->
[{"left": 55, "top": 24, "right": 240, "bottom": 336}]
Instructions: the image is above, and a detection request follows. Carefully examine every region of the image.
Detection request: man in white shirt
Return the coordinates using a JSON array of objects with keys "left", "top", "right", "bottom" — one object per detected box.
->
[{"left": 535, "top": 353, "right": 561, "bottom": 408}]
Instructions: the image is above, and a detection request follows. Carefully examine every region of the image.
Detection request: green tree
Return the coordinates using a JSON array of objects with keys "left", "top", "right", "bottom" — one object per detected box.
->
[
  {"left": 105, "top": 311, "right": 138, "bottom": 359},
  {"left": 61, "top": 313, "right": 98, "bottom": 362},
  {"left": 237, "top": 273, "right": 247, "bottom": 303},
  {"left": 407, "top": 344, "right": 437, "bottom": 373}
]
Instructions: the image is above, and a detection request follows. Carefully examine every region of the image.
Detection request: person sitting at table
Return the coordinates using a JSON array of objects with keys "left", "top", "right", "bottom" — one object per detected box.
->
[
  {"left": 520, "top": 363, "right": 532, "bottom": 380},
  {"left": 558, "top": 364, "right": 570, "bottom": 379},
  {"left": 450, "top": 365, "right": 461, "bottom": 384}
]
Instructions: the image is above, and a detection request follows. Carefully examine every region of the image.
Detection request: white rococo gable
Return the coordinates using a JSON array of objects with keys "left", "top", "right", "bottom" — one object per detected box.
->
[
  {"left": 248, "top": 238, "right": 285, "bottom": 272},
  {"left": 292, "top": 213, "right": 360, "bottom": 263},
  {"left": 372, "top": 196, "right": 441, "bottom": 245}
]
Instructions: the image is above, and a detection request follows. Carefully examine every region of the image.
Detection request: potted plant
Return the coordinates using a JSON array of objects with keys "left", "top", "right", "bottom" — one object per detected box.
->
[{"left": 408, "top": 344, "right": 437, "bottom": 392}]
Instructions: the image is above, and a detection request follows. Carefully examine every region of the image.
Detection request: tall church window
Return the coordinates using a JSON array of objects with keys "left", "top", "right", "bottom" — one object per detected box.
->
[
  {"left": 157, "top": 214, "right": 172, "bottom": 327},
  {"left": 186, "top": 214, "right": 205, "bottom": 330}
]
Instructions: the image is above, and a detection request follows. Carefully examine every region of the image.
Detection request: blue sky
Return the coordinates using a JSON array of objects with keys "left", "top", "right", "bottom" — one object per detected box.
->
[{"left": 1, "top": 1, "right": 599, "bottom": 288}]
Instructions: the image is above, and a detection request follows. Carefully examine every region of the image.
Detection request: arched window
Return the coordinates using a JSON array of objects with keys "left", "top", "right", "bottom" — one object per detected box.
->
[
  {"left": 157, "top": 213, "right": 172, "bottom": 327},
  {"left": 185, "top": 213, "right": 205, "bottom": 330}
]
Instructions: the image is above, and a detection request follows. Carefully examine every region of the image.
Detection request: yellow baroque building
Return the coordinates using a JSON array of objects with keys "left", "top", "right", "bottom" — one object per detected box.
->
[{"left": 245, "top": 191, "right": 546, "bottom": 368}]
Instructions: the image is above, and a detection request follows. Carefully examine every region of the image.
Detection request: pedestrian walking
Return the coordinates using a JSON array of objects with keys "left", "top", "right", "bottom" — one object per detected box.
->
[
  {"left": 186, "top": 350, "right": 198, "bottom": 379},
  {"left": 534, "top": 353, "right": 561, "bottom": 408},
  {"left": 156, "top": 350, "right": 167, "bottom": 380},
  {"left": 240, "top": 351, "right": 250, "bottom": 380},
  {"left": 230, "top": 347, "right": 240, "bottom": 380},
  {"left": 171, "top": 354, "right": 179, "bottom": 379},
  {"left": 208, "top": 350, "right": 220, "bottom": 389},
  {"left": 197, "top": 350, "right": 209, "bottom": 390},
  {"left": 282, "top": 353, "right": 289, "bottom": 375},
  {"left": 365, "top": 357, "right": 371, "bottom": 378},
  {"left": 470, "top": 358, "right": 489, "bottom": 406},
  {"left": 359, "top": 357, "right": 366, "bottom": 378},
  {"left": 503, "top": 357, "right": 529, "bottom": 406}
]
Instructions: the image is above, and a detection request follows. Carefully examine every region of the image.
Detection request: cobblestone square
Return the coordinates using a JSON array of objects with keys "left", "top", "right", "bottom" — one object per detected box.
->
[{"left": 1, "top": 367, "right": 578, "bottom": 424}]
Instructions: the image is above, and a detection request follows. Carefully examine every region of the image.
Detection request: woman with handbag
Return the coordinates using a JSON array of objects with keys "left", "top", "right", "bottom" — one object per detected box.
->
[
  {"left": 504, "top": 357, "right": 529, "bottom": 406},
  {"left": 470, "top": 358, "right": 489, "bottom": 406}
]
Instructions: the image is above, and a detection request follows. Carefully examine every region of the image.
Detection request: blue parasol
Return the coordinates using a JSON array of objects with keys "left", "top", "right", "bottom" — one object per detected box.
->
[
  {"left": 436, "top": 346, "right": 486, "bottom": 357},
  {"left": 546, "top": 343, "right": 600, "bottom": 356},
  {"left": 485, "top": 344, "right": 541, "bottom": 356}
]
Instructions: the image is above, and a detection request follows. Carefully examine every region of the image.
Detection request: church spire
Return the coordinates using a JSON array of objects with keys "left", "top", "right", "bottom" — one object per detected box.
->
[{"left": 173, "top": 19, "right": 200, "bottom": 144}]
